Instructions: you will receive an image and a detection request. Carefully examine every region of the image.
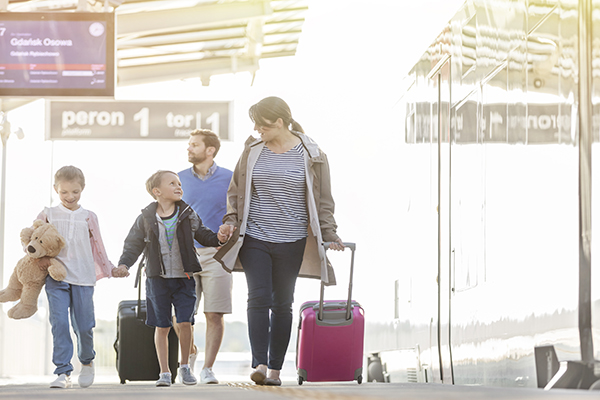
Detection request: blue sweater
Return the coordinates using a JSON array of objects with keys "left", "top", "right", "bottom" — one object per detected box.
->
[{"left": 179, "top": 164, "right": 233, "bottom": 247}]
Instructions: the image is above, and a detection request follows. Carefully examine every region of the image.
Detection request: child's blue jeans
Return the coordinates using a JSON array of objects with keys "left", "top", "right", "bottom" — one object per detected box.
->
[{"left": 45, "top": 275, "right": 96, "bottom": 376}]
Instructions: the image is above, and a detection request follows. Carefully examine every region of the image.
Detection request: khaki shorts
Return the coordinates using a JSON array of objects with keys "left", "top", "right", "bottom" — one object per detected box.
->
[{"left": 193, "top": 247, "right": 233, "bottom": 314}]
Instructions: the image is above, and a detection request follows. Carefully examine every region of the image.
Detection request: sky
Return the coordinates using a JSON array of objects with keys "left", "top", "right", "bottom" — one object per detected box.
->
[{"left": 1, "top": 0, "right": 467, "bottom": 324}]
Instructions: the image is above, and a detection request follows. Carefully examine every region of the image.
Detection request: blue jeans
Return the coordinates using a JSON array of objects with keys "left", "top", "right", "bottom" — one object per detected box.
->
[
  {"left": 45, "top": 276, "right": 96, "bottom": 376},
  {"left": 238, "top": 235, "right": 306, "bottom": 370}
]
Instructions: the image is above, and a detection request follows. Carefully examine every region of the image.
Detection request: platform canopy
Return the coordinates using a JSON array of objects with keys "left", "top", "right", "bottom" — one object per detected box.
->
[{"left": 1, "top": 0, "right": 308, "bottom": 87}]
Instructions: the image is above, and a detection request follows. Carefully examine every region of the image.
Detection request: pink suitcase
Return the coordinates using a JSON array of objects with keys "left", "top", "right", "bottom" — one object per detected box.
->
[{"left": 296, "top": 242, "right": 364, "bottom": 385}]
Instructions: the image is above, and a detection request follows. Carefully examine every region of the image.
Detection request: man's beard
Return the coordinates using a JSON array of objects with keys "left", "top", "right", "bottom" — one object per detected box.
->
[{"left": 189, "top": 153, "right": 206, "bottom": 164}]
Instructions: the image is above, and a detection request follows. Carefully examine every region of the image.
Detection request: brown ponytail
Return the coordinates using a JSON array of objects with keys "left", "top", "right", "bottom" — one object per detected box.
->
[
  {"left": 290, "top": 118, "right": 304, "bottom": 134},
  {"left": 249, "top": 97, "right": 304, "bottom": 133}
]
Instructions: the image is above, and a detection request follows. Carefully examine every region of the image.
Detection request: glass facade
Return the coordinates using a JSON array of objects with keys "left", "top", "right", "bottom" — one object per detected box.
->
[{"left": 367, "top": 0, "right": 600, "bottom": 388}]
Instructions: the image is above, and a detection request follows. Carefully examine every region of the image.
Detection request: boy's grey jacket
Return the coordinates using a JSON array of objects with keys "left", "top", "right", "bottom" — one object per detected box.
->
[{"left": 118, "top": 200, "right": 219, "bottom": 277}]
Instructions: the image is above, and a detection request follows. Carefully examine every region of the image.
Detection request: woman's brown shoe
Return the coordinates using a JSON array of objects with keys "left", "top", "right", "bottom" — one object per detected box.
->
[
  {"left": 265, "top": 377, "right": 282, "bottom": 386},
  {"left": 250, "top": 369, "right": 266, "bottom": 385}
]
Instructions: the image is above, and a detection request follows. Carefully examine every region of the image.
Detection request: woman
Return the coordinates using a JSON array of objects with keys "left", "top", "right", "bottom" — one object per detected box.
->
[{"left": 216, "top": 96, "right": 344, "bottom": 386}]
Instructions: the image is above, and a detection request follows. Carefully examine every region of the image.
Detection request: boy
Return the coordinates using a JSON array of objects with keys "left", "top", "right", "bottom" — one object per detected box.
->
[{"left": 117, "top": 170, "right": 228, "bottom": 387}]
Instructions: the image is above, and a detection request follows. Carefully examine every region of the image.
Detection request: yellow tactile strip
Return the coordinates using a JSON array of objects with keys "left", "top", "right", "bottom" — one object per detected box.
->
[{"left": 227, "top": 382, "right": 376, "bottom": 400}]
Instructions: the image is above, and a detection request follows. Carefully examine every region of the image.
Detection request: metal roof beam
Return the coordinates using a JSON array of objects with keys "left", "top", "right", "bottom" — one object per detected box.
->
[
  {"left": 117, "top": 38, "right": 299, "bottom": 65},
  {"left": 118, "top": 26, "right": 248, "bottom": 47},
  {"left": 262, "top": 50, "right": 297, "bottom": 59},
  {"left": 117, "top": 1, "right": 273, "bottom": 37},
  {"left": 118, "top": 19, "right": 304, "bottom": 48},
  {"left": 246, "top": 18, "right": 264, "bottom": 59},
  {"left": 117, "top": 56, "right": 260, "bottom": 87},
  {"left": 119, "top": 35, "right": 300, "bottom": 58}
]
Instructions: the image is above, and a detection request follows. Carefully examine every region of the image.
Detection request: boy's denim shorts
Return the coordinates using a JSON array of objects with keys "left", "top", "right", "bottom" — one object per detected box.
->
[{"left": 145, "top": 276, "right": 196, "bottom": 328}]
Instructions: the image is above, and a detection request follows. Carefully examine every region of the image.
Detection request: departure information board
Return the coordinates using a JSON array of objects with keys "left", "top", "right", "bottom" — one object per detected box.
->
[{"left": 0, "top": 12, "right": 115, "bottom": 97}]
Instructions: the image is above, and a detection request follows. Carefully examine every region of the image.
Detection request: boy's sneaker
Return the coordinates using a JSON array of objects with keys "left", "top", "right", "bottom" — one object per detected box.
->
[
  {"left": 156, "top": 372, "right": 172, "bottom": 387},
  {"left": 50, "top": 374, "right": 72, "bottom": 389},
  {"left": 78, "top": 362, "right": 95, "bottom": 388},
  {"left": 199, "top": 367, "right": 219, "bottom": 384},
  {"left": 178, "top": 366, "right": 197, "bottom": 385}
]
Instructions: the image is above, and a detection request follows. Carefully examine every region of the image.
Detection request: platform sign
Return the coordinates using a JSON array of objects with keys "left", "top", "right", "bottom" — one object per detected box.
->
[{"left": 46, "top": 100, "right": 231, "bottom": 140}]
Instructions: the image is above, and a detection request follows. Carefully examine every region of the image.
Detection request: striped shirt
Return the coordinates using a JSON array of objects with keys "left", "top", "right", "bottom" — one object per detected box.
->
[
  {"left": 161, "top": 207, "right": 179, "bottom": 248},
  {"left": 246, "top": 143, "right": 308, "bottom": 243}
]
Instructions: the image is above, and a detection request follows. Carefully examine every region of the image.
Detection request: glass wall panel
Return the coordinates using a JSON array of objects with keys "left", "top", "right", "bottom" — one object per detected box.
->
[
  {"left": 461, "top": 15, "right": 477, "bottom": 87},
  {"left": 590, "top": 0, "right": 600, "bottom": 362},
  {"left": 506, "top": 1, "right": 528, "bottom": 144},
  {"left": 527, "top": 7, "right": 561, "bottom": 143},
  {"left": 385, "top": 0, "right": 587, "bottom": 386},
  {"left": 475, "top": 1, "right": 499, "bottom": 79},
  {"left": 527, "top": 0, "right": 558, "bottom": 35},
  {"left": 557, "top": 0, "right": 577, "bottom": 145},
  {"left": 452, "top": 92, "right": 484, "bottom": 292},
  {"left": 508, "top": 43, "right": 528, "bottom": 144},
  {"left": 482, "top": 65, "right": 508, "bottom": 143}
]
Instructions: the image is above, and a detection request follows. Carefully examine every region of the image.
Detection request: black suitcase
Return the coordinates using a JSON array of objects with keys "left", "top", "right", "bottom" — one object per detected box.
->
[{"left": 114, "top": 259, "right": 179, "bottom": 384}]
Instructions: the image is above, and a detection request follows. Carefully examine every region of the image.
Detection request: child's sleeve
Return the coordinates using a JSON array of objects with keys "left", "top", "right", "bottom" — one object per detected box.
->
[
  {"left": 36, "top": 210, "right": 47, "bottom": 222},
  {"left": 118, "top": 214, "right": 147, "bottom": 269},
  {"left": 191, "top": 212, "right": 220, "bottom": 247},
  {"left": 87, "top": 211, "right": 116, "bottom": 280}
]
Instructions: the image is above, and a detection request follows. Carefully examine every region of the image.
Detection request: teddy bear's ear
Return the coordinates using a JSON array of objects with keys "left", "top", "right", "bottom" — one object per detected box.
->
[
  {"left": 20, "top": 227, "right": 34, "bottom": 245},
  {"left": 33, "top": 219, "right": 46, "bottom": 229}
]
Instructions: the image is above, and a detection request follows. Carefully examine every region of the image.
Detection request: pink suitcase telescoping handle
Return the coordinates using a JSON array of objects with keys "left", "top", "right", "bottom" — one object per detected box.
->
[{"left": 320, "top": 242, "right": 356, "bottom": 321}]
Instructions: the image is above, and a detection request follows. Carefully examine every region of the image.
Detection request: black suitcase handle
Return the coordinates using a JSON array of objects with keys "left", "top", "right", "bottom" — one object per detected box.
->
[
  {"left": 134, "top": 256, "right": 146, "bottom": 320},
  {"left": 320, "top": 242, "right": 356, "bottom": 321}
]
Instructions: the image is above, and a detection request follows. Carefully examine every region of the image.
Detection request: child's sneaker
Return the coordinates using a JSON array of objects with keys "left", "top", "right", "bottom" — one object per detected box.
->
[
  {"left": 78, "top": 362, "right": 95, "bottom": 388},
  {"left": 156, "top": 372, "right": 172, "bottom": 387},
  {"left": 199, "top": 367, "right": 219, "bottom": 384},
  {"left": 50, "top": 374, "right": 72, "bottom": 388},
  {"left": 178, "top": 366, "right": 197, "bottom": 385}
]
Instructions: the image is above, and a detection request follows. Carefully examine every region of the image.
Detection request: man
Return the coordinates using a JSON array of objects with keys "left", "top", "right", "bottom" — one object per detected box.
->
[{"left": 177, "top": 129, "right": 233, "bottom": 384}]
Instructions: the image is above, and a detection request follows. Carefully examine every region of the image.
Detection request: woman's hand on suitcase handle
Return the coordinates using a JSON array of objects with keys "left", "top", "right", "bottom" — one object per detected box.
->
[
  {"left": 112, "top": 264, "right": 130, "bottom": 278},
  {"left": 328, "top": 238, "right": 345, "bottom": 251}
]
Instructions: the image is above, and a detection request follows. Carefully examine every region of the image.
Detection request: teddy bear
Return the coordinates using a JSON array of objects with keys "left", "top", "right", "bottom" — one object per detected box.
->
[{"left": 0, "top": 219, "right": 67, "bottom": 319}]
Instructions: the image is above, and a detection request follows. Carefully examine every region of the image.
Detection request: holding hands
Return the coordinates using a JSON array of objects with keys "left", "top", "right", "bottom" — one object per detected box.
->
[
  {"left": 112, "top": 264, "right": 130, "bottom": 278},
  {"left": 217, "top": 229, "right": 230, "bottom": 244},
  {"left": 218, "top": 224, "right": 236, "bottom": 243}
]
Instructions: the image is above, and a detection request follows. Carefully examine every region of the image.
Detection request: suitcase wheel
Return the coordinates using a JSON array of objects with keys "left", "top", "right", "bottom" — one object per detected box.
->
[
  {"left": 357, "top": 375, "right": 362, "bottom": 384},
  {"left": 120, "top": 379, "right": 126, "bottom": 384},
  {"left": 298, "top": 376, "right": 304, "bottom": 385}
]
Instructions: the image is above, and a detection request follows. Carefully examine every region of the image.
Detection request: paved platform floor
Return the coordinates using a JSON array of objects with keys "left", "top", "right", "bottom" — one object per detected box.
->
[{"left": 0, "top": 380, "right": 599, "bottom": 400}]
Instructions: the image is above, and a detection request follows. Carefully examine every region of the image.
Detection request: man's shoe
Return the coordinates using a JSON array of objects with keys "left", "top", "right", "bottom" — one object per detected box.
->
[
  {"left": 78, "top": 362, "right": 95, "bottom": 388},
  {"left": 178, "top": 366, "right": 197, "bottom": 385},
  {"left": 156, "top": 372, "right": 172, "bottom": 387},
  {"left": 50, "top": 374, "right": 72, "bottom": 389},
  {"left": 250, "top": 369, "right": 266, "bottom": 385},
  {"left": 199, "top": 367, "right": 219, "bottom": 384}
]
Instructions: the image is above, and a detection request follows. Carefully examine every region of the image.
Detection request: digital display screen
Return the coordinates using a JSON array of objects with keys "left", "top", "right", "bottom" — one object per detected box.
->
[{"left": 0, "top": 12, "right": 115, "bottom": 97}]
